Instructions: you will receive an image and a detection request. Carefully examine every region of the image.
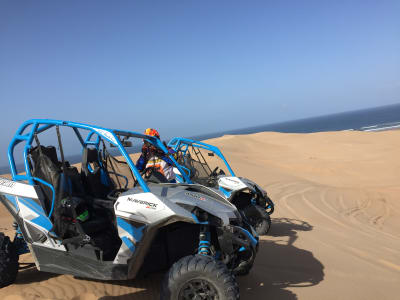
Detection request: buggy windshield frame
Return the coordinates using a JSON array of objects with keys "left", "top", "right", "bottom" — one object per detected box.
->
[{"left": 168, "top": 137, "right": 235, "bottom": 177}]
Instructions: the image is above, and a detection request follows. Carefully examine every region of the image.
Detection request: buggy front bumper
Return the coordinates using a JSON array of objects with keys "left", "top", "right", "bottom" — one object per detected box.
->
[{"left": 216, "top": 224, "right": 258, "bottom": 255}]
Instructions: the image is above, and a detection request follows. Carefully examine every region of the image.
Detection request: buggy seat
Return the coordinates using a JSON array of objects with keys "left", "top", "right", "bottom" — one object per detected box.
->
[
  {"left": 29, "top": 145, "right": 110, "bottom": 240},
  {"left": 81, "top": 147, "right": 115, "bottom": 199}
]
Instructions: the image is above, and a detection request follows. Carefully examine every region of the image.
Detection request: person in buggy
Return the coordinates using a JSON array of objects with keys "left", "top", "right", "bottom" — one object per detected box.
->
[{"left": 136, "top": 128, "right": 176, "bottom": 183}]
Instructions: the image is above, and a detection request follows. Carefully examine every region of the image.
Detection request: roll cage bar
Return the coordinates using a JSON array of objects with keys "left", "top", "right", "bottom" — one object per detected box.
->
[
  {"left": 168, "top": 137, "right": 235, "bottom": 176},
  {"left": 8, "top": 119, "right": 191, "bottom": 193}
]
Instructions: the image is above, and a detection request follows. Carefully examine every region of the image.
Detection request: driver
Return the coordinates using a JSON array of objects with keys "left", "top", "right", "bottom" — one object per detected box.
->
[{"left": 136, "top": 128, "right": 176, "bottom": 182}]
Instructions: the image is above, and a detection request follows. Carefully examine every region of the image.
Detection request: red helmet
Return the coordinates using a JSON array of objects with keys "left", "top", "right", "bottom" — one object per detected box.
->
[{"left": 144, "top": 128, "right": 160, "bottom": 139}]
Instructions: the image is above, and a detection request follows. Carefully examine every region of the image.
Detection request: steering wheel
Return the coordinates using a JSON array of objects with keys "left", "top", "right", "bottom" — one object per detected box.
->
[
  {"left": 205, "top": 167, "right": 220, "bottom": 187},
  {"left": 141, "top": 167, "right": 157, "bottom": 179},
  {"left": 210, "top": 166, "right": 219, "bottom": 177},
  {"left": 140, "top": 167, "right": 169, "bottom": 183},
  {"left": 107, "top": 188, "right": 127, "bottom": 201}
]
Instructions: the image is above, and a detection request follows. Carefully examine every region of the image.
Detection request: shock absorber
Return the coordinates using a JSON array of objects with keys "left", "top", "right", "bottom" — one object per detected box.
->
[
  {"left": 12, "top": 222, "right": 30, "bottom": 255},
  {"left": 198, "top": 225, "right": 211, "bottom": 256}
]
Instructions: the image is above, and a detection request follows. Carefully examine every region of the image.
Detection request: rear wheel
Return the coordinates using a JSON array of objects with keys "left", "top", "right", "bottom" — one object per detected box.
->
[
  {"left": 0, "top": 233, "right": 19, "bottom": 288},
  {"left": 161, "top": 254, "right": 239, "bottom": 300},
  {"left": 243, "top": 205, "right": 271, "bottom": 235}
]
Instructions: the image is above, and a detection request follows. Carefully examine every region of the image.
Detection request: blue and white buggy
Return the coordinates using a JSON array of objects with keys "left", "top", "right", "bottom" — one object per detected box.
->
[
  {"left": 0, "top": 120, "right": 258, "bottom": 300},
  {"left": 168, "top": 138, "right": 274, "bottom": 235}
]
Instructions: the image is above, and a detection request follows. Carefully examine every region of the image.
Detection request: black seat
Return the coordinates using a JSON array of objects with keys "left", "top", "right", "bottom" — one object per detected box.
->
[
  {"left": 29, "top": 145, "right": 66, "bottom": 214},
  {"left": 29, "top": 145, "right": 111, "bottom": 241},
  {"left": 81, "top": 147, "right": 114, "bottom": 199}
]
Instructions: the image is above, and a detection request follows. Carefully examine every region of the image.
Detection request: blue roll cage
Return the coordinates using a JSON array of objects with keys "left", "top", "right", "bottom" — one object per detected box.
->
[
  {"left": 8, "top": 119, "right": 191, "bottom": 217},
  {"left": 168, "top": 137, "right": 235, "bottom": 177}
]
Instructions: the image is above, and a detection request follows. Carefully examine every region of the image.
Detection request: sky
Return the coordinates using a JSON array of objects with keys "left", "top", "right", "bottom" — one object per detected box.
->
[{"left": 0, "top": 0, "right": 399, "bottom": 167}]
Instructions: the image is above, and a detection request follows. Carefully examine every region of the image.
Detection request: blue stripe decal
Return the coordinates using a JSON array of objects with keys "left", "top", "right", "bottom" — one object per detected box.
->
[
  {"left": 121, "top": 236, "right": 135, "bottom": 253},
  {"left": 30, "top": 215, "right": 53, "bottom": 231},
  {"left": 4, "top": 195, "right": 18, "bottom": 210},
  {"left": 117, "top": 217, "right": 145, "bottom": 242},
  {"left": 18, "top": 197, "right": 45, "bottom": 215},
  {"left": 219, "top": 186, "right": 232, "bottom": 198}
]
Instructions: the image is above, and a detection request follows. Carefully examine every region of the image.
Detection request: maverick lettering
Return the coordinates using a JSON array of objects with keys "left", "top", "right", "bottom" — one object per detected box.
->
[
  {"left": 223, "top": 178, "right": 241, "bottom": 185},
  {"left": 127, "top": 197, "right": 158, "bottom": 209}
]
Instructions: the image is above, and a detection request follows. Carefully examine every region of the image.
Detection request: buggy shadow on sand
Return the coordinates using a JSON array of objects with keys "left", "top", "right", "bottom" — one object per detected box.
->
[
  {"left": 0, "top": 119, "right": 259, "bottom": 299},
  {"left": 238, "top": 218, "right": 323, "bottom": 300}
]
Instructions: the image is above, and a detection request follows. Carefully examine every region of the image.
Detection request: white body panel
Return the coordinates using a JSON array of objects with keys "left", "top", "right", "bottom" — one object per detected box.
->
[
  {"left": 218, "top": 177, "right": 248, "bottom": 191},
  {"left": 114, "top": 192, "right": 176, "bottom": 224},
  {"left": 0, "top": 177, "right": 39, "bottom": 199}
]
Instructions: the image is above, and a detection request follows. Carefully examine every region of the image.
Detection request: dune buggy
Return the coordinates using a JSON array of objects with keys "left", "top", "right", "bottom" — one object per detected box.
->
[
  {"left": 0, "top": 119, "right": 258, "bottom": 299},
  {"left": 168, "top": 138, "right": 274, "bottom": 235}
]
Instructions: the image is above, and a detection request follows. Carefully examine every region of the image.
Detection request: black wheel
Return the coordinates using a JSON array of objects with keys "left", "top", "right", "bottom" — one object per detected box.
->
[
  {"left": 161, "top": 255, "right": 239, "bottom": 300},
  {"left": 0, "top": 233, "right": 19, "bottom": 288},
  {"left": 243, "top": 205, "right": 271, "bottom": 235},
  {"left": 232, "top": 247, "right": 257, "bottom": 277}
]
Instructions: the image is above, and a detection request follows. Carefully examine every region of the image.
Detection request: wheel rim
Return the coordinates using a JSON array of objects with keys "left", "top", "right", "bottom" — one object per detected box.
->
[{"left": 178, "top": 279, "right": 219, "bottom": 300}]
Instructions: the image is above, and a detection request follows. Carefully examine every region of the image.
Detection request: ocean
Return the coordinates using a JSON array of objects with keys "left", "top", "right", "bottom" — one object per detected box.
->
[
  {"left": 190, "top": 102, "right": 400, "bottom": 141},
  {"left": 1, "top": 103, "right": 399, "bottom": 174}
]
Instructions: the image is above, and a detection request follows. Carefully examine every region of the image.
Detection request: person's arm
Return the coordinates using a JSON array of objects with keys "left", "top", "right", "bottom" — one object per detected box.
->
[{"left": 136, "top": 155, "right": 146, "bottom": 171}]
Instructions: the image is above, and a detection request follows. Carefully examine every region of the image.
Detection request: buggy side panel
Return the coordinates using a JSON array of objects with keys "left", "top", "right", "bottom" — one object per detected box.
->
[
  {"left": 113, "top": 191, "right": 197, "bottom": 278},
  {"left": 0, "top": 177, "right": 41, "bottom": 200},
  {"left": 0, "top": 176, "right": 66, "bottom": 251},
  {"left": 113, "top": 217, "right": 146, "bottom": 264},
  {"left": 30, "top": 244, "right": 128, "bottom": 280}
]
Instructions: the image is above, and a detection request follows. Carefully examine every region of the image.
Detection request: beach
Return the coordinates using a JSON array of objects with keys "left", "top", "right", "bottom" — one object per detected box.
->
[{"left": 0, "top": 130, "right": 399, "bottom": 300}]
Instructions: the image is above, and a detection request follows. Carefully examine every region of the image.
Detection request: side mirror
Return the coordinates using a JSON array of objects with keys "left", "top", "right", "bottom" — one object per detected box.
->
[
  {"left": 122, "top": 141, "right": 133, "bottom": 147},
  {"left": 110, "top": 140, "right": 133, "bottom": 148}
]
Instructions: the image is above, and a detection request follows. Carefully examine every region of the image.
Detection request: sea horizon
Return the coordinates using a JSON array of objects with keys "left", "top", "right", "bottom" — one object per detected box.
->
[{"left": 1, "top": 102, "right": 399, "bottom": 175}]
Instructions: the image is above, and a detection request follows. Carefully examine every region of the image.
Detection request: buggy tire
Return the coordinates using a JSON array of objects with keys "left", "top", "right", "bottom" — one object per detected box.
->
[
  {"left": 161, "top": 254, "right": 239, "bottom": 300},
  {"left": 0, "top": 233, "right": 19, "bottom": 288},
  {"left": 233, "top": 248, "right": 256, "bottom": 277},
  {"left": 244, "top": 205, "right": 271, "bottom": 236}
]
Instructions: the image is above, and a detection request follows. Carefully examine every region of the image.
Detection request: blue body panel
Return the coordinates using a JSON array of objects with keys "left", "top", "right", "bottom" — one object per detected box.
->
[
  {"left": 117, "top": 217, "right": 145, "bottom": 242},
  {"left": 4, "top": 195, "right": 18, "bottom": 211},
  {"left": 121, "top": 236, "right": 136, "bottom": 253}
]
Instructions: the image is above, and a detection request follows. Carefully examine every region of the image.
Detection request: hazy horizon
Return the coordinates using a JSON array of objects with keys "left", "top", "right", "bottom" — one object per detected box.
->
[{"left": 1, "top": 101, "right": 399, "bottom": 173}]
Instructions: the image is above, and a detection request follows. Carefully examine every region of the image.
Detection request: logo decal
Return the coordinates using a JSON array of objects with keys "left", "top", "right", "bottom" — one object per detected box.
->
[
  {"left": 0, "top": 178, "right": 16, "bottom": 188},
  {"left": 185, "top": 192, "right": 206, "bottom": 201},
  {"left": 127, "top": 197, "right": 158, "bottom": 209},
  {"left": 93, "top": 128, "right": 118, "bottom": 145},
  {"left": 223, "top": 178, "right": 240, "bottom": 185}
]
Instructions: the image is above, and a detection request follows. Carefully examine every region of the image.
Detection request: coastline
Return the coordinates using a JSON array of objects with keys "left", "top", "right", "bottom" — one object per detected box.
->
[{"left": 0, "top": 129, "right": 399, "bottom": 299}]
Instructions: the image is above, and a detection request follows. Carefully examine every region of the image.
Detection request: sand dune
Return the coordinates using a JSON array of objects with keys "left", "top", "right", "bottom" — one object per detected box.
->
[{"left": 1, "top": 130, "right": 399, "bottom": 299}]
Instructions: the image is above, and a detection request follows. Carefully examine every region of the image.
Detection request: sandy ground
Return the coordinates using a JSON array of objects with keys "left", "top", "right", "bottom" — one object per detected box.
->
[{"left": 0, "top": 130, "right": 399, "bottom": 299}]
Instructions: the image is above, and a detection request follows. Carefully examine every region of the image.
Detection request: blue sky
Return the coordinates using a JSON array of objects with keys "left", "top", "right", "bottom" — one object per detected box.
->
[{"left": 0, "top": 0, "right": 399, "bottom": 166}]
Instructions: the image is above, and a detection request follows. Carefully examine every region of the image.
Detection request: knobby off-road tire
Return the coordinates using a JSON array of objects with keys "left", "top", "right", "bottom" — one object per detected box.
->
[
  {"left": 0, "top": 233, "right": 19, "bottom": 288},
  {"left": 244, "top": 204, "right": 271, "bottom": 236},
  {"left": 161, "top": 254, "right": 239, "bottom": 300}
]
